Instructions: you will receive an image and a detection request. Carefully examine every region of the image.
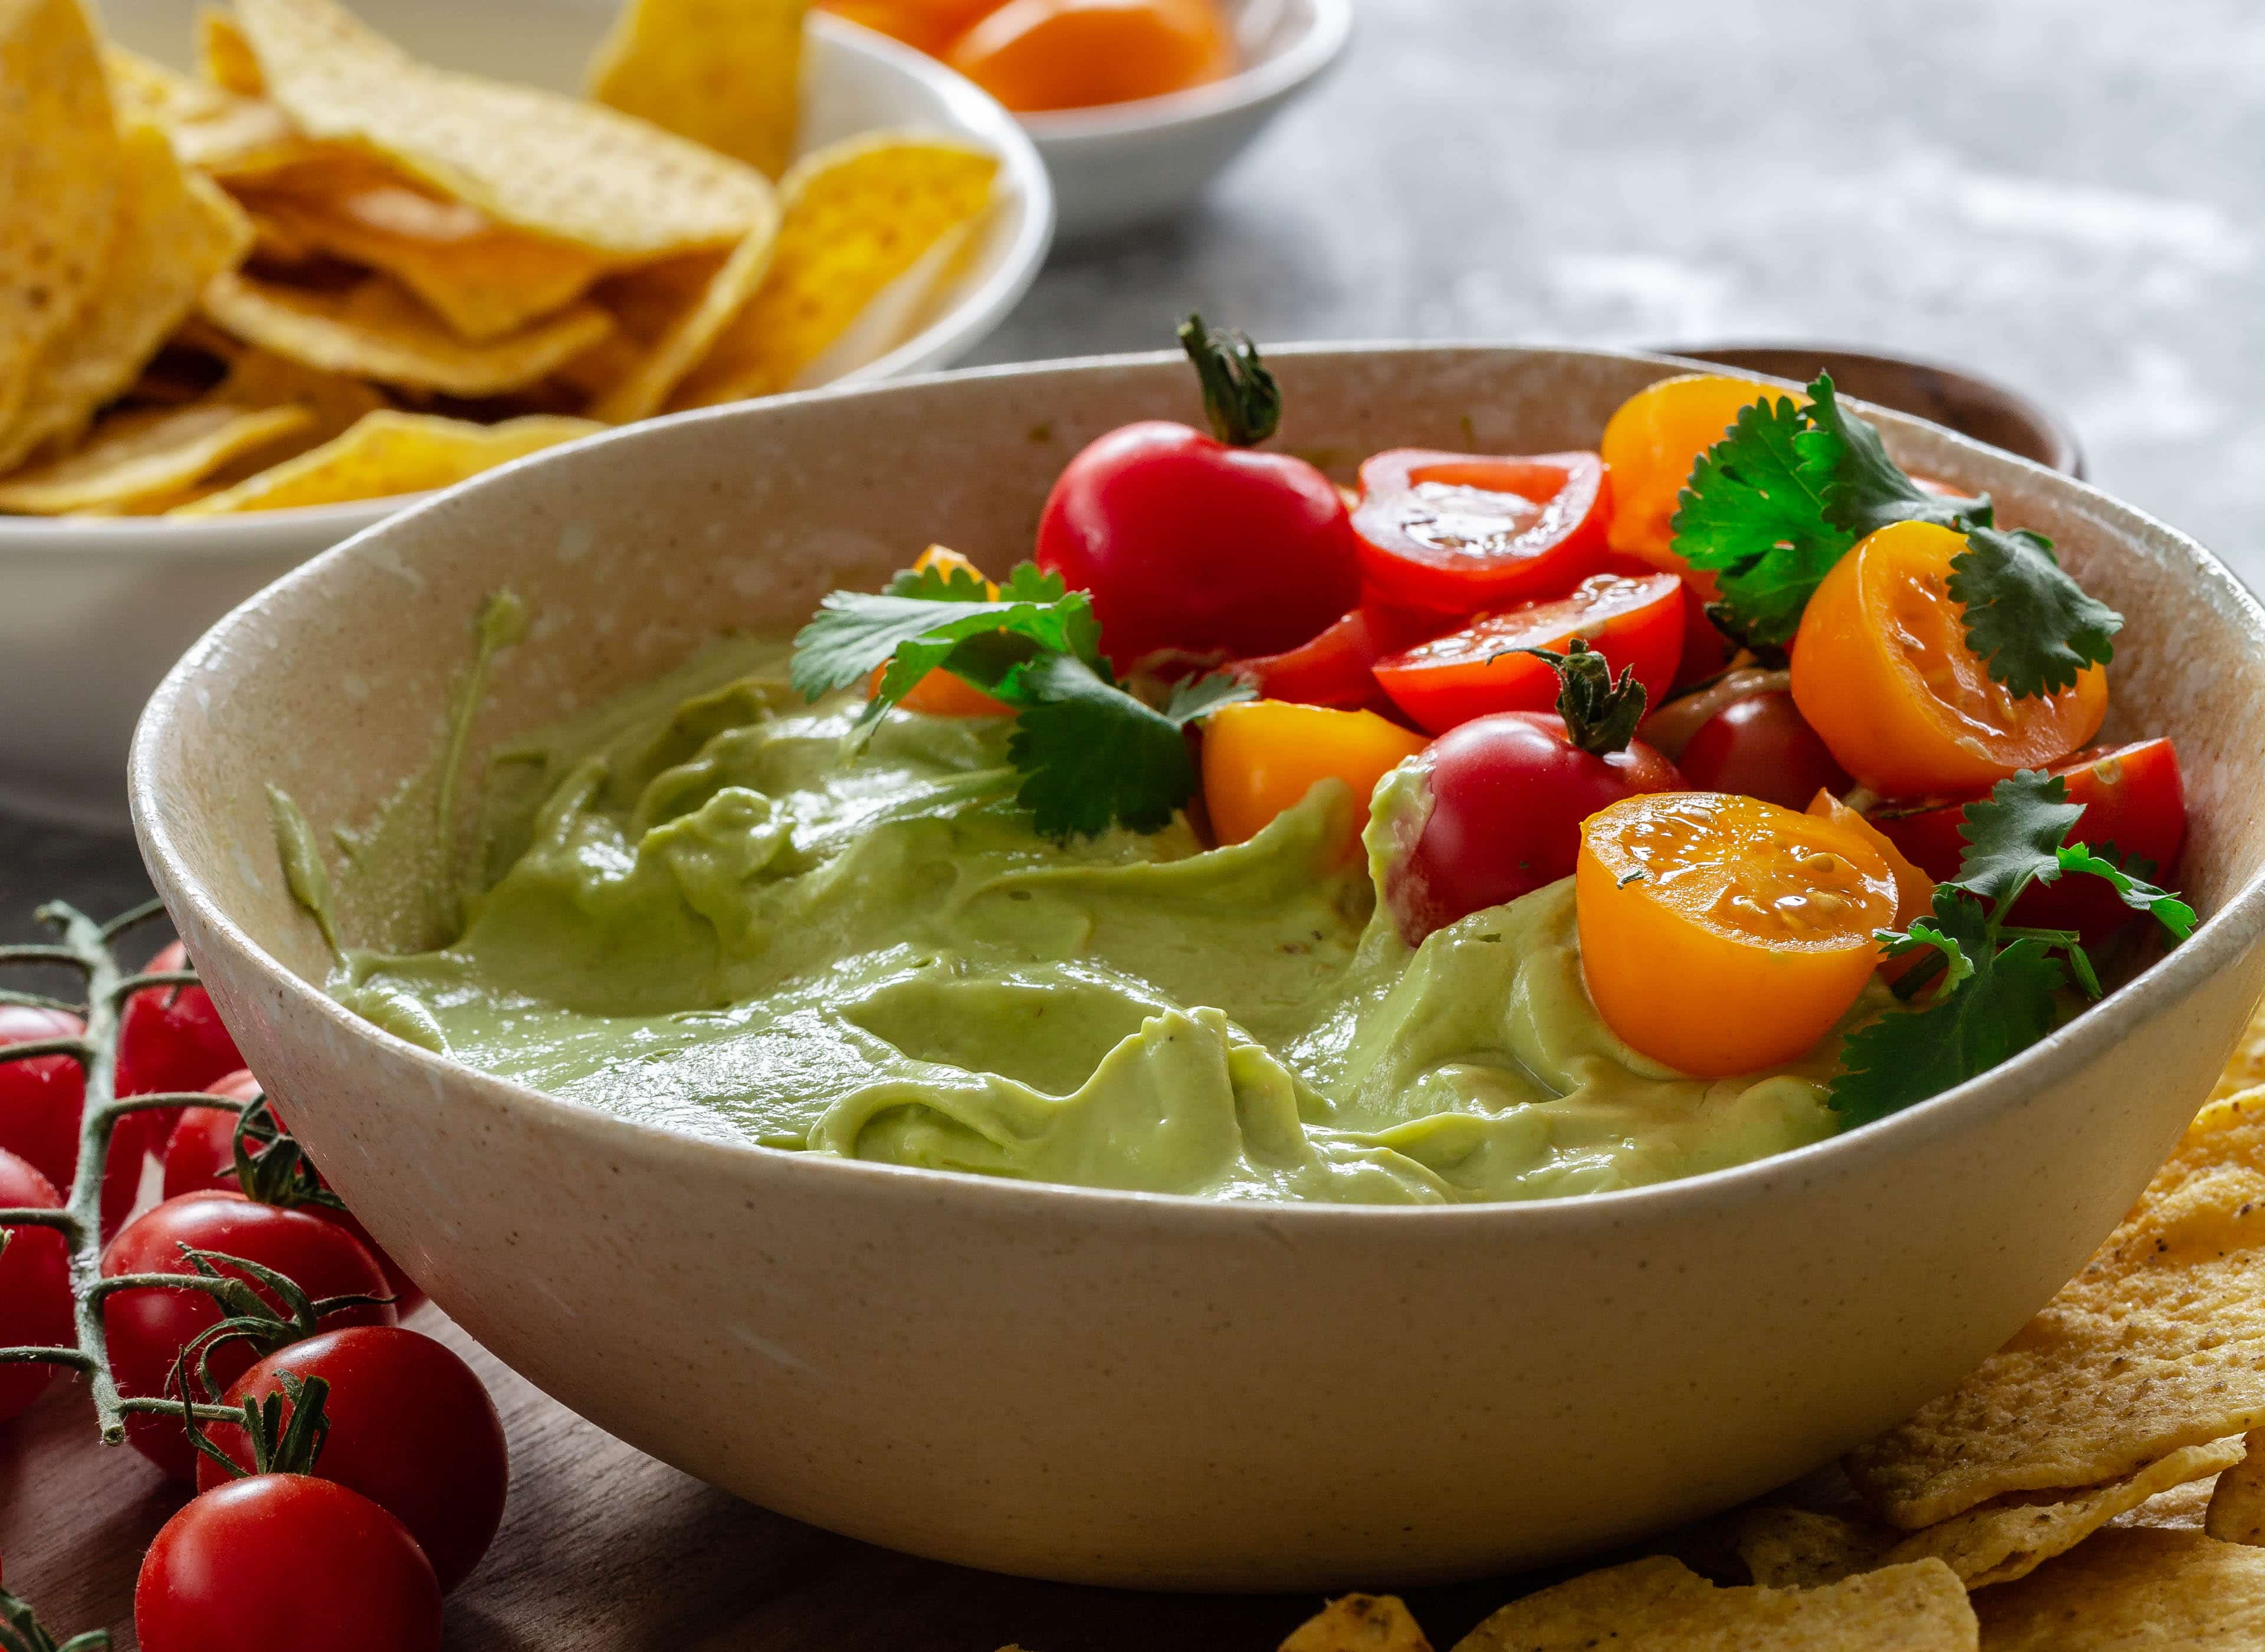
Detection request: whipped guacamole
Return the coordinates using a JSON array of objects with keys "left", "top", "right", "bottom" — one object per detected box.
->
[{"left": 321, "top": 638, "right": 1855, "bottom": 1204}]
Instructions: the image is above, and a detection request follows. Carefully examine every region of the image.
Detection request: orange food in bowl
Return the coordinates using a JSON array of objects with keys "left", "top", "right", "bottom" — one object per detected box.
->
[
  {"left": 819, "top": 0, "right": 1010, "bottom": 55},
  {"left": 945, "top": 0, "right": 1237, "bottom": 113}
]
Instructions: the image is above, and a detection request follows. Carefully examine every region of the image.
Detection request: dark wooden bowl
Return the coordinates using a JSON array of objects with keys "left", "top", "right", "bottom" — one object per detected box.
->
[{"left": 1654, "top": 342, "right": 2085, "bottom": 478}]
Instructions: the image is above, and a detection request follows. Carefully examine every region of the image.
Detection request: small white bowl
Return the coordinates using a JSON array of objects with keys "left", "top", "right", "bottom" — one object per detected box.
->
[
  {"left": 1019, "top": 0, "right": 1353, "bottom": 241},
  {"left": 0, "top": 4, "right": 1051, "bottom": 829}
]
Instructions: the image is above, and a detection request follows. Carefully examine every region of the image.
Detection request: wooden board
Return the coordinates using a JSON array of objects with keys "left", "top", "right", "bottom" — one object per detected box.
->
[{"left": 0, "top": 1306, "right": 1527, "bottom": 1650}]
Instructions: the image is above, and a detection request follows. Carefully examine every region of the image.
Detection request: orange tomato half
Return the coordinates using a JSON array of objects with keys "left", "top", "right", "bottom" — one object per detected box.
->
[
  {"left": 1596, "top": 373, "right": 1783, "bottom": 586},
  {"left": 1202, "top": 700, "right": 1427, "bottom": 848},
  {"left": 1789, "top": 521, "right": 2108, "bottom": 798},
  {"left": 946, "top": 0, "right": 1236, "bottom": 113},
  {"left": 1577, "top": 792, "right": 1899, "bottom": 1076},
  {"left": 869, "top": 546, "right": 1016, "bottom": 717}
]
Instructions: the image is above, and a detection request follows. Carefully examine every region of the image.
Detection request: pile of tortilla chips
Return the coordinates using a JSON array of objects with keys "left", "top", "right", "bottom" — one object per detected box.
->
[
  {"left": 1255, "top": 993, "right": 2265, "bottom": 1651},
  {"left": 0, "top": 0, "right": 999, "bottom": 516}
]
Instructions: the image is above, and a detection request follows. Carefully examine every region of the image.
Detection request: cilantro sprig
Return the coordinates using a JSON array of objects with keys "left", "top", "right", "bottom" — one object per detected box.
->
[
  {"left": 1669, "top": 374, "right": 2121, "bottom": 695},
  {"left": 790, "top": 558, "right": 1252, "bottom": 839},
  {"left": 1828, "top": 770, "right": 2194, "bottom": 1126}
]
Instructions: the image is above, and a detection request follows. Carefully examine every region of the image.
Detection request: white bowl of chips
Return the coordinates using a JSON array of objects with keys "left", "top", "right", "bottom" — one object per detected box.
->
[{"left": 0, "top": 0, "right": 1049, "bottom": 826}]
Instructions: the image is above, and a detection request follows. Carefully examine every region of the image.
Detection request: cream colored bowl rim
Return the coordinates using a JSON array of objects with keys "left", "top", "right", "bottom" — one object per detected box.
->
[{"left": 130, "top": 342, "right": 2265, "bottom": 1231}]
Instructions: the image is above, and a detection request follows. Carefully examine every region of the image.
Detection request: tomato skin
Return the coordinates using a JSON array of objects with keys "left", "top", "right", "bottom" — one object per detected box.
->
[
  {"left": 1036, "top": 419, "right": 1361, "bottom": 669},
  {"left": 1350, "top": 449, "right": 1610, "bottom": 615},
  {"left": 137, "top": 1475, "right": 441, "bottom": 1652},
  {"left": 1373, "top": 572, "right": 1684, "bottom": 735},
  {"left": 1676, "top": 690, "right": 1852, "bottom": 810},
  {"left": 0, "top": 1148, "right": 71, "bottom": 1424},
  {"left": 818, "top": 0, "right": 1005, "bottom": 55},
  {"left": 1875, "top": 738, "right": 2186, "bottom": 942},
  {"left": 0, "top": 1003, "right": 145, "bottom": 1238},
  {"left": 1598, "top": 373, "right": 1780, "bottom": 574},
  {"left": 196, "top": 1327, "right": 507, "bottom": 1593},
  {"left": 946, "top": 0, "right": 1234, "bottom": 111},
  {"left": 1201, "top": 700, "right": 1429, "bottom": 848},
  {"left": 1384, "top": 712, "right": 1682, "bottom": 944},
  {"left": 1671, "top": 578, "right": 1732, "bottom": 688},
  {"left": 1227, "top": 602, "right": 1439, "bottom": 713},
  {"left": 102, "top": 1191, "right": 396, "bottom": 1480},
  {"left": 117, "top": 941, "right": 245, "bottom": 1145}
]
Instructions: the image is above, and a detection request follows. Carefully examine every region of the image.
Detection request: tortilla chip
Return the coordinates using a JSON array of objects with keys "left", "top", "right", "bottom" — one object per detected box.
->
[
  {"left": 172, "top": 408, "right": 598, "bottom": 512},
  {"left": 1885, "top": 1436, "right": 2244, "bottom": 1588},
  {"left": 1734, "top": 1507, "right": 1893, "bottom": 1589},
  {"left": 0, "top": 400, "right": 310, "bottom": 513},
  {"left": 201, "top": 270, "right": 612, "bottom": 396},
  {"left": 0, "top": 120, "right": 252, "bottom": 471},
  {"left": 1279, "top": 1594, "right": 1432, "bottom": 1652},
  {"left": 1, "top": 0, "right": 123, "bottom": 435},
  {"left": 199, "top": 4, "right": 264, "bottom": 94},
  {"left": 668, "top": 132, "right": 996, "bottom": 408},
  {"left": 241, "top": 179, "right": 612, "bottom": 341},
  {"left": 2207, "top": 1432, "right": 2265, "bottom": 1545},
  {"left": 1451, "top": 1555, "right": 1975, "bottom": 1651},
  {"left": 1971, "top": 1529, "right": 2265, "bottom": 1648},
  {"left": 586, "top": 222, "right": 777, "bottom": 422},
  {"left": 104, "top": 45, "right": 314, "bottom": 178},
  {"left": 2214, "top": 1000, "right": 2265, "bottom": 1102},
  {"left": 231, "top": 0, "right": 773, "bottom": 258},
  {"left": 215, "top": 345, "right": 386, "bottom": 444},
  {"left": 1848, "top": 1092, "right": 2265, "bottom": 1529},
  {"left": 2108, "top": 1472, "right": 2219, "bottom": 1532},
  {"left": 586, "top": 0, "right": 807, "bottom": 180}
]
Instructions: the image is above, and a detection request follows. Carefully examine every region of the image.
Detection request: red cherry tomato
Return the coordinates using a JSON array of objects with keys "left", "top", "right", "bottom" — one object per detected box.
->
[
  {"left": 101, "top": 1191, "right": 396, "bottom": 1480},
  {"left": 1383, "top": 712, "right": 1683, "bottom": 944},
  {"left": 1676, "top": 690, "right": 1852, "bottom": 811},
  {"left": 1035, "top": 419, "right": 1361, "bottom": 668},
  {"left": 196, "top": 1327, "right": 507, "bottom": 1593},
  {"left": 1372, "top": 572, "right": 1684, "bottom": 735},
  {"left": 1226, "top": 602, "right": 1441, "bottom": 712},
  {"left": 0, "top": 1004, "right": 145, "bottom": 1238},
  {"left": 1875, "top": 738, "right": 2187, "bottom": 942},
  {"left": 0, "top": 1148, "right": 71, "bottom": 1424},
  {"left": 136, "top": 1474, "right": 441, "bottom": 1652},
  {"left": 1350, "top": 449, "right": 1610, "bottom": 615},
  {"left": 117, "top": 941, "right": 245, "bottom": 1144}
]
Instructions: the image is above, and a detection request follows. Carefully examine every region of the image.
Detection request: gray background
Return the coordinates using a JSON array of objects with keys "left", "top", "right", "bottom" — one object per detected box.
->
[{"left": 6, "top": 0, "right": 2260, "bottom": 934}]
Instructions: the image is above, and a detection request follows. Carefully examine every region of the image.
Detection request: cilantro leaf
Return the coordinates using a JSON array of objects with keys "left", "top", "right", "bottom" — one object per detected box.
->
[
  {"left": 1876, "top": 912, "right": 1976, "bottom": 996},
  {"left": 1806, "top": 373, "right": 1969, "bottom": 538},
  {"left": 1949, "top": 768, "right": 2085, "bottom": 908},
  {"left": 1162, "top": 670, "right": 1258, "bottom": 725},
  {"left": 1006, "top": 655, "right": 1250, "bottom": 839},
  {"left": 1947, "top": 523, "right": 2122, "bottom": 698},
  {"left": 2057, "top": 842, "right": 2198, "bottom": 941},
  {"left": 1669, "top": 393, "right": 1854, "bottom": 647}
]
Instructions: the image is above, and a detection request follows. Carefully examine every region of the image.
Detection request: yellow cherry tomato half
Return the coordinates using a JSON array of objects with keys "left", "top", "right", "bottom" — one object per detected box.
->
[
  {"left": 868, "top": 546, "right": 1016, "bottom": 717},
  {"left": 1202, "top": 700, "right": 1428, "bottom": 848},
  {"left": 1597, "top": 372, "right": 1783, "bottom": 583},
  {"left": 1789, "top": 520, "right": 2108, "bottom": 798},
  {"left": 1577, "top": 791, "right": 1899, "bottom": 1076},
  {"left": 946, "top": 0, "right": 1236, "bottom": 113}
]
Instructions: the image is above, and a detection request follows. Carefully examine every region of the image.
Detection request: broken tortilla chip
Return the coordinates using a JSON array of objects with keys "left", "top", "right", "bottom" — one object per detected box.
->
[
  {"left": 0, "top": 400, "right": 310, "bottom": 514},
  {"left": 587, "top": 221, "right": 778, "bottom": 423},
  {"left": 1885, "top": 1436, "right": 2245, "bottom": 1588},
  {"left": 1450, "top": 1555, "right": 1975, "bottom": 1651},
  {"left": 0, "top": 120, "right": 253, "bottom": 471},
  {"left": 2207, "top": 1431, "right": 2265, "bottom": 1546},
  {"left": 1734, "top": 1506, "right": 1893, "bottom": 1590},
  {"left": 668, "top": 131, "right": 996, "bottom": 408},
  {"left": 1847, "top": 1092, "right": 2265, "bottom": 1529},
  {"left": 199, "top": 4, "right": 264, "bottom": 93},
  {"left": 586, "top": 0, "right": 807, "bottom": 180},
  {"left": 1972, "top": 1529, "right": 2265, "bottom": 1649},
  {"left": 231, "top": 0, "right": 774, "bottom": 258},
  {"left": 1, "top": 0, "right": 124, "bottom": 436},
  {"left": 201, "top": 270, "right": 612, "bottom": 396},
  {"left": 172, "top": 408, "right": 598, "bottom": 513},
  {"left": 1279, "top": 1594, "right": 1432, "bottom": 1652}
]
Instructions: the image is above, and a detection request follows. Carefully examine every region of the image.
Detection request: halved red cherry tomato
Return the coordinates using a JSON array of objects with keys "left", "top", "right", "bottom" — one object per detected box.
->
[
  {"left": 1226, "top": 602, "right": 1440, "bottom": 712},
  {"left": 1350, "top": 449, "right": 1610, "bottom": 614},
  {"left": 1677, "top": 689, "right": 1851, "bottom": 810},
  {"left": 1371, "top": 572, "right": 1683, "bottom": 735},
  {"left": 1875, "top": 738, "right": 2186, "bottom": 941}
]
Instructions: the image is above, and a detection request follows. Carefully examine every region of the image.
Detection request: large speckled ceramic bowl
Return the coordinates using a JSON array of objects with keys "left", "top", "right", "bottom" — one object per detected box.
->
[{"left": 130, "top": 346, "right": 2265, "bottom": 1589}]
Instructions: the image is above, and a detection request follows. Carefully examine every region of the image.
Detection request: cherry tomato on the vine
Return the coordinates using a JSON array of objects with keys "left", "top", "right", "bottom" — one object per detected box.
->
[
  {"left": 136, "top": 1474, "right": 441, "bottom": 1652},
  {"left": 196, "top": 1326, "right": 508, "bottom": 1593},
  {"left": 1383, "top": 712, "right": 1682, "bottom": 945},
  {"left": 1350, "top": 449, "right": 1610, "bottom": 615},
  {"left": 117, "top": 940, "right": 245, "bottom": 1142},
  {"left": 102, "top": 1191, "right": 395, "bottom": 1480},
  {"left": 0, "top": 1147, "right": 71, "bottom": 1424},
  {"left": 0, "top": 1003, "right": 145, "bottom": 1238},
  {"left": 1372, "top": 571, "right": 1684, "bottom": 735},
  {"left": 1676, "top": 689, "right": 1852, "bottom": 811}
]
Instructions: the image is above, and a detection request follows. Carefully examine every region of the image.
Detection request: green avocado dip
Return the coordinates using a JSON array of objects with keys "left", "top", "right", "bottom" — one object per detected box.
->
[{"left": 317, "top": 636, "right": 1856, "bottom": 1205}]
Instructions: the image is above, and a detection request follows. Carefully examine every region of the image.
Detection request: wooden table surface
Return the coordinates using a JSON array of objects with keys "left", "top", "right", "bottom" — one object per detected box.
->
[{"left": 1, "top": 1306, "right": 1531, "bottom": 1650}]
